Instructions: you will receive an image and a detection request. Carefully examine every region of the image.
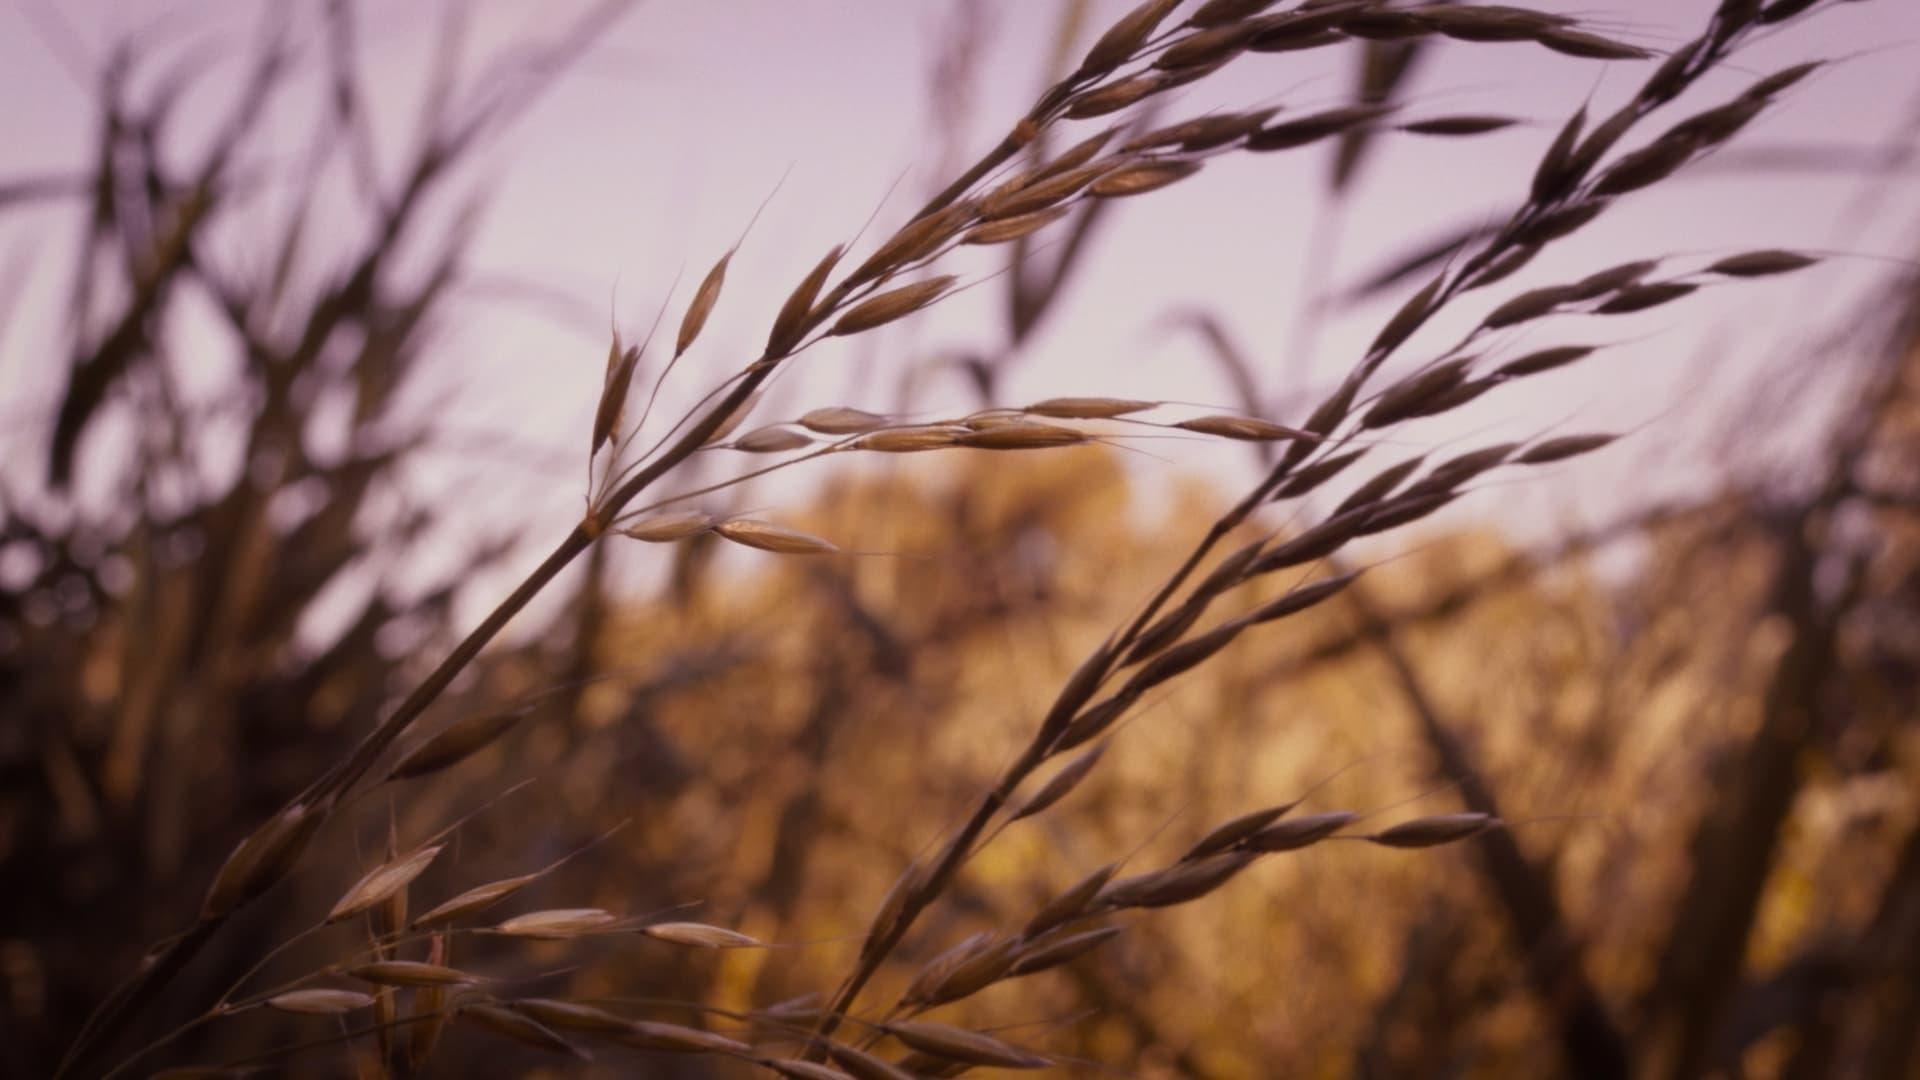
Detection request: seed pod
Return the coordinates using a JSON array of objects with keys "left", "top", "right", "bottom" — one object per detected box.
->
[
  {"left": 1177, "top": 415, "right": 1307, "bottom": 442},
  {"left": 715, "top": 519, "right": 838, "bottom": 555},
  {"left": 962, "top": 204, "right": 1072, "bottom": 246},
  {"left": 768, "top": 244, "right": 845, "bottom": 355},
  {"left": 1707, "top": 249, "right": 1817, "bottom": 277},
  {"left": 460, "top": 1003, "right": 587, "bottom": 1059},
  {"left": 1009, "top": 925, "right": 1124, "bottom": 976},
  {"left": 1025, "top": 396, "right": 1154, "bottom": 419},
  {"left": 591, "top": 340, "right": 641, "bottom": 455},
  {"left": 1402, "top": 115, "right": 1520, "bottom": 136},
  {"left": 699, "top": 390, "right": 763, "bottom": 447},
  {"left": 1024, "top": 862, "right": 1120, "bottom": 938},
  {"left": 349, "top": 961, "right": 476, "bottom": 988},
  {"left": 202, "top": 799, "right": 329, "bottom": 918},
  {"left": 1246, "top": 810, "right": 1357, "bottom": 851},
  {"left": 1422, "top": 6, "right": 1572, "bottom": 42},
  {"left": 329, "top": 844, "right": 444, "bottom": 924},
  {"left": 1304, "top": 375, "right": 1360, "bottom": 436},
  {"left": 494, "top": 907, "right": 618, "bottom": 939},
  {"left": 1517, "top": 433, "right": 1618, "bottom": 464},
  {"left": 1010, "top": 741, "right": 1108, "bottom": 821},
  {"left": 268, "top": 988, "right": 375, "bottom": 1015},
  {"left": 1511, "top": 199, "right": 1609, "bottom": 247},
  {"left": 623, "top": 510, "right": 718, "bottom": 542},
  {"left": 677, "top": 250, "right": 731, "bottom": 357},
  {"left": 1746, "top": 58, "right": 1822, "bottom": 95},
  {"left": 1063, "top": 72, "right": 1166, "bottom": 119},
  {"left": 1247, "top": 26, "right": 1345, "bottom": 53},
  {"left": 831, "top": 276, "right": 957, "bottom": 336},
  {"left": 1078, "top": 0, "right": 1183, "bottom": 76},
  {"left": 1244, "top": 572, "right": 1359, "bottom": 626},
  {"left": 800, "top": 406, "right": 889, "bottom": 434},
  {"left": 1370, "top": 812, "right": 1496, "bottom": 847},
  {"left": 1183, "top": 804, "right": 1297, "bottom": 860},
  {"left": 640, "top": 921, "right": 762, "bottom": 948},
  {"left": 853, "top": 425, "right": 965, "bottom": 453},
  {"left": 412, "top": 872, "right": 541, "bottom": 927},
  {"left": 387, "top": 709, "right": 527, "bottom": 781},
  {"left": 616, "top": 1020, "right": 753, "bottom": 1055},
  {"left": 1274, "top": 448, "right": 1367, "bottom": 499},
  {"left": 1039, "top": 643, "right": 1114, "bottom": 745},
  {"left": 1098, "top": 851, "right": 1255, "bottom": 908},
  {"left": 730, "top": 426, "right": 814, "bottom": 453},
  {"left": 1249, "top": 507, "right": 1372, "bottom": 572},
  {"left": 984, "top": 163, "right": 1112, "bottom": 218},
  {"left": 887, "top": 1021, "right": 1051, "bottom": 1070},
  {"left": 1124, "top": 600, "right": 1208, "bottom": 666},
  {"left": 1595, "top": 282, "right": 1698, "bottom": 314}
]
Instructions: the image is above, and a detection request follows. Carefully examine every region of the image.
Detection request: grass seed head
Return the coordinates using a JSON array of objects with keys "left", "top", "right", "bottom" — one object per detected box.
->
[
  {"left": 267, "top": 988, "right": 375, "bottom": 1015},
  {"left": 1369, "top": 812, "right": 1497, "bottom": 847},
  {"left": 328, "top": 844, "right": 444, "bottom": 923},
  {"left": 716, "top": 519, "right": 839, "bottom": 555},
  {"left": 831, "top": 276, "right": 957, "bottom": 336}
]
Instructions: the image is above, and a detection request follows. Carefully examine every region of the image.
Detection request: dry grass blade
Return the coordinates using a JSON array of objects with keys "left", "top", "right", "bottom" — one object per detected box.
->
[
  {"left": 412, "top": 872, "right": 541, "bottom": 928},
  {"left": 640, "top": 921, "right": 763, "bottom": 948},
  {"left": 887, "top": 1021, "right": 1051, "bottom": 1069},
  {"left": 1369, "top": 812, "right": 1497, "bottom": 847},
  {"left": 494, "top": 907, "right": 618, "bottom": 939},
  {"left": 715, "top": 519, "right": 839, "bottom": 555},
  {"left": 623, "top": 510, "right": 719, "bottom": 542},
  {"left": 460, "top": 1003, "right": 588, "bottom": 1059},
  {"left": 328, "top": 844, "right": 444, "bottom": 923},
  {"left": 265, "top": 988, "right": 375, "bottom": 1015},
  {"left": 830, "top": 276, "right": 957, "bottom": 336},
  {"left": 387, "top": 709, "right": 527, "bottom": 780}
]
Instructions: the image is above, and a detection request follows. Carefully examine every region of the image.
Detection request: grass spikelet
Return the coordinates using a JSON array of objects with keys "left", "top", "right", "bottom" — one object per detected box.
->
[
  {"left": 862, "top": 859, "right": 925, "bottom": 960},
  {"left": 1176, "top": 415, "right": 1307, "bottom": 442},
  {"left": 1336, "top": 457, "right": 1426, "bottom": 514},
  {"left": 616, "top": 1020, "right": 753, "bottom": 1055},
  {"left": 495, "top": 907, "right": 618, "bottom": 939},
  {"left": 955, "top": 423, "right": 1089, "bottom": 451},
  {"left": 1401, "top": 115, "right": 1521, "bottom": 137},
  {"left": 962, "top": 205, "right": 1071, "bottom": 245},
  {"left": 1055, "top": 694, "right": 1132, "bottom": 752},
  {"left": 677, "top": 251, "right": 731, "bottom": 358},
  {"left": 764, "top": 1060, "right": 855, "bottom": 1080},
  {"left": 984, "top": 163, "right": 1111, "bottom": 218},
  {"left": 349, "top": 961, "right": 476, "bottom": 987},
  {"left": 1088, "top": 159, "right": 1203, "bottom": 198},
  {"left": 413, "top": 872, "right": 541, "bottom": 928},
  {"left": 328, "top": 844, "right": 444, "bottom": 923},
  {"left": 1369, "top": 274, "right": 1444, "bottom": 357},
  {"left": 1025, "top": 396, "right": 1154, "bottom": 419},
  {"left": 1363, "top": 358, "right": 1473, "bottom": 428},
  {"left": 1245, "top": 810, "right": 1358, "bottom": 852},
  {"left": 1531, "top": 104, "right": 1586, "bottom": 202},
  {"left": 1595, "top": 282, "right": 1698, "bottom": 314},
  {"left": 1079, "top": 0, "right": 1183, "bottom": 77},
  {"left": 1517, "top": 433, "right": 1618, "bottom": 464},
  {"left": 800, "top": 407, "right": 889, "bottom": 434},
  {"left": 592, "top": 339, "right": 642, "bottom": 456},
  {"left": 1025, "top": 862, "right": 1120, "bottom": 938},
  {"left": 202, "top": 799, "right": 329, "bottom": 918},
  {"left": 847, "top": 203, "right": 974, "bottom": 287},
  {"left": 822, "top": 1041, "right": 920, "bottom": 1080},
  {"left": 1251, "top": 508, "right": 1370, "bottom": 572},
  {"left": 887, "top": 1021, "right": 1051, "bottom": 1069},
  {"left": 731, "top": 426, "right": 814, "bottom": 453},
  {"left": 915, "top": 934, "right": 1020, "bottom": 1005},
  {"left": 1154, "top": 22, "right": 1261, "bottom": 71},
  {"left": 1243, "top": 572, "right": 1360, "bottom": 625},
  {"left": 1414, "top": 442, "right": 1520, "bottom": 492},
  {"left": 852, "top": 426, "right": 964, "bottom": 453},
  {"left": 715, "top": 519, "right": 839, "bottom": 555},
  {"left": 1190, "top": 0, "right": 1283, "bottom": 28},
  {"left": 1247, "top": 105, "right": 1394, "bottom": 152},
  {"left": 768, "top": 244, "right": 844, "bottom": 355},
  {"left": 1128, "top": 622, "right": 1244, "bottom": 694},
  {"left": 831, "top": 276, "right": 957, "bottom": 336},
  {"left": 623, "top": 510, "right": 719, "bottom": 542},
  {"left": 387, "top": 709, "right": 527, "bottom": 781},
  {"left": 1356, "top": 490, "right": 1455, "bottom": 535},
  {"left": 1063, "top": 72, "right": 1166, "bottom": 119},
  {"left": 1484, "top": 284, "right": 1575, "bottom": 329},
  {"left": 514, "top": 999, "right": 636, "bottom": 1036},
  {"left": 1570, "top": 260, "right": 1660, "bottom": 300},
  {"left": 1497, "top": 345, "right": 1595, "bottom": 377},
  {"left": 1708, "top": 249, "right": 1818, "bottom": 277},
  {"left": 266, "top": 988, "right": 375, "bottom": 1015},
  {"left": 1008, "top": 925, "right": 1123, "bottom": 977},
  {"left": 1033, "top": 129, "right": 1120, "bottom": 183},
  {"left": 701, "top": 390, "right": 764, "bottom": 447},
  {"left": 1538, "top": 28, "right": 1651, "bottom": 61},
  {"left": 1184, "top": 805, "right": 1296, "bottom": 860},
  {"left": 1011, "top": 741, "right": 1108, "bottom": 821},
  {"left": 1369, "top": 812, "right": 1497, "bottom": 847},
  {"left": 1275, "top": 448, "right": 1367, "bottom": 499},
  {"left": 1098, "top": 851, "right": 1256, "bottom": 908},
  {"left": 641, "top": 921, "right": 763, "bottom": 948},
  {"left": 460, "top": 1003, "right": 588, "bottom": 1059}
]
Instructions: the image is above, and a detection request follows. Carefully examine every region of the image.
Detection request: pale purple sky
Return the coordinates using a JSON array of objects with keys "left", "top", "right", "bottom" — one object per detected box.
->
[{"left": 3, "top": 1, "right": 1918, "bottom": 632}]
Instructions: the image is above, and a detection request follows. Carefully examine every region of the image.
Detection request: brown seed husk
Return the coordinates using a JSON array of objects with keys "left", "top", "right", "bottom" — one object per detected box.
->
[
  {"left": 1177, "top": 415, "right": 1307, "bottom": 442},
  {"left": 494, "top": 907, "right": 618, "bottom": 939},
  {"left": 956, "top": 423, "right": 1089, "bottom": 451},
  {"left": 1244, "top": 572, "right": 1360, "bottom": 626},
  {"left": 983, "top": 163, "right": 1113, "bottom": 219},
  {"left": 640, "top": 921, "right": 762, "bottom": 948},
  {"left": 349, "top": 961, "right": 476, "bottom": 988},
  {"left": 1009, "top": 925, "right": 1123, "bottom": 976},
  {"left": 1247, "top": 105, "right": 1394, "bottom": 152},
  {"left": 1190, "top": 0, "right": 1283, "bottom": 27},
  {"left": 267, "top": 988, "right": 376, "bottom": 1015},
  {"left": 800, "top": 406, "right": 890, "bottom": 434},
  {"left": 1011, "top": 741, "right": 1108, "bottom": 821},
  {"left": 1184, "top": 804, "right": 1299, "bottom": 861},
  {"left": 615, "top": 1020, "right": 753, "bottom": 1055},
  {"left": 1153, "top": 21, "right": 1261, "bottom": 70},
  {"left": 413, "top": 872, "right": 541, "bottom": 928},
  {"left": 460, "top": 1003, "right": 587, "bottom": 1059},
  {"left": 514, "top": 999, "right": 636, "bottom": 1036},
  {"left": 1370, "top": 812, "right": 1496, "bottom": 847},
  {"left": 1026, "top": 396, "right": 1154, "bottom": 419},
  {"left": 1484, "top": 285, "right": 1575, "bottom": 329},
  {"left": 1098, "top": 851, "right": 1256, "bottom": 908},
  {"left": 831, "top": 276, "right": 957, "bottom": 336},
  {"left": 1402, "top": 115, "right": 1521, "bottom": 136},
  {"left": 328, "top": 844, "right": 444, "bottom": 924},
  {"left": 677, "top": 251, "right": 731, "bottom": 357},
  {"left": 1539, "top": 28, "right": 1650, "bottom": 61},
  {"left": 1246, "top": 810, "right": 1358, "bottom": 852},
  {"left": 592, "top": 340, "right": 641, "bottom": 455},
  {"left": 1596, "top": 282, "right": 1698, "bottom": 314},
  {"left": 715, "top": 519, "right": 839, "bottom": 555},
  {"left": 1088, "top": 159, "right": 1203, "bottom": 198},
  {"left": 768, "top": 244, "right": 845, "bottom": 355},
  {"left": 1497, "top": 345, "right": 1596, "bottom": 378},
  {"left": 1024, "top": 862, "right": 1120, "bottom": 938},
  {"left": 887, "top": 1021, "right": 1050, "bottom": 1069},
  {"left": 202, "top": 799, "right": 329, "bottom": 918},
  {"left": 623, "top": 510, "right": 719, "bottom": 542},
  {"left": 962, "top": 204, "right": 1072, "bottom": 246},
  {"left": 1274, "top": 448, "right": 1367, "bottom": 499},
  {"left": 1063, "top": 72, "right": 1166, "bottom": 119},
  {"left": 388, "top": 710, "right": 526, "bottom": 780},
  {"left": 1079, "top": 0, "right": 1183, "bottom": 76},
  {"left": 852, "top": 426, "right": 965, "bottom": 453},
  {"left": 730, "top": 426, "right": 814, "bottom": 453},
  {"left": 1517, "top": 433, "right": 1618, "bottom": 464},
  {"left": 824, "top": 1040, "right": 920, "bottom": 1080},
  {"left": 1707, "top": 249, "right": 1817, "bottom": 277}
]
